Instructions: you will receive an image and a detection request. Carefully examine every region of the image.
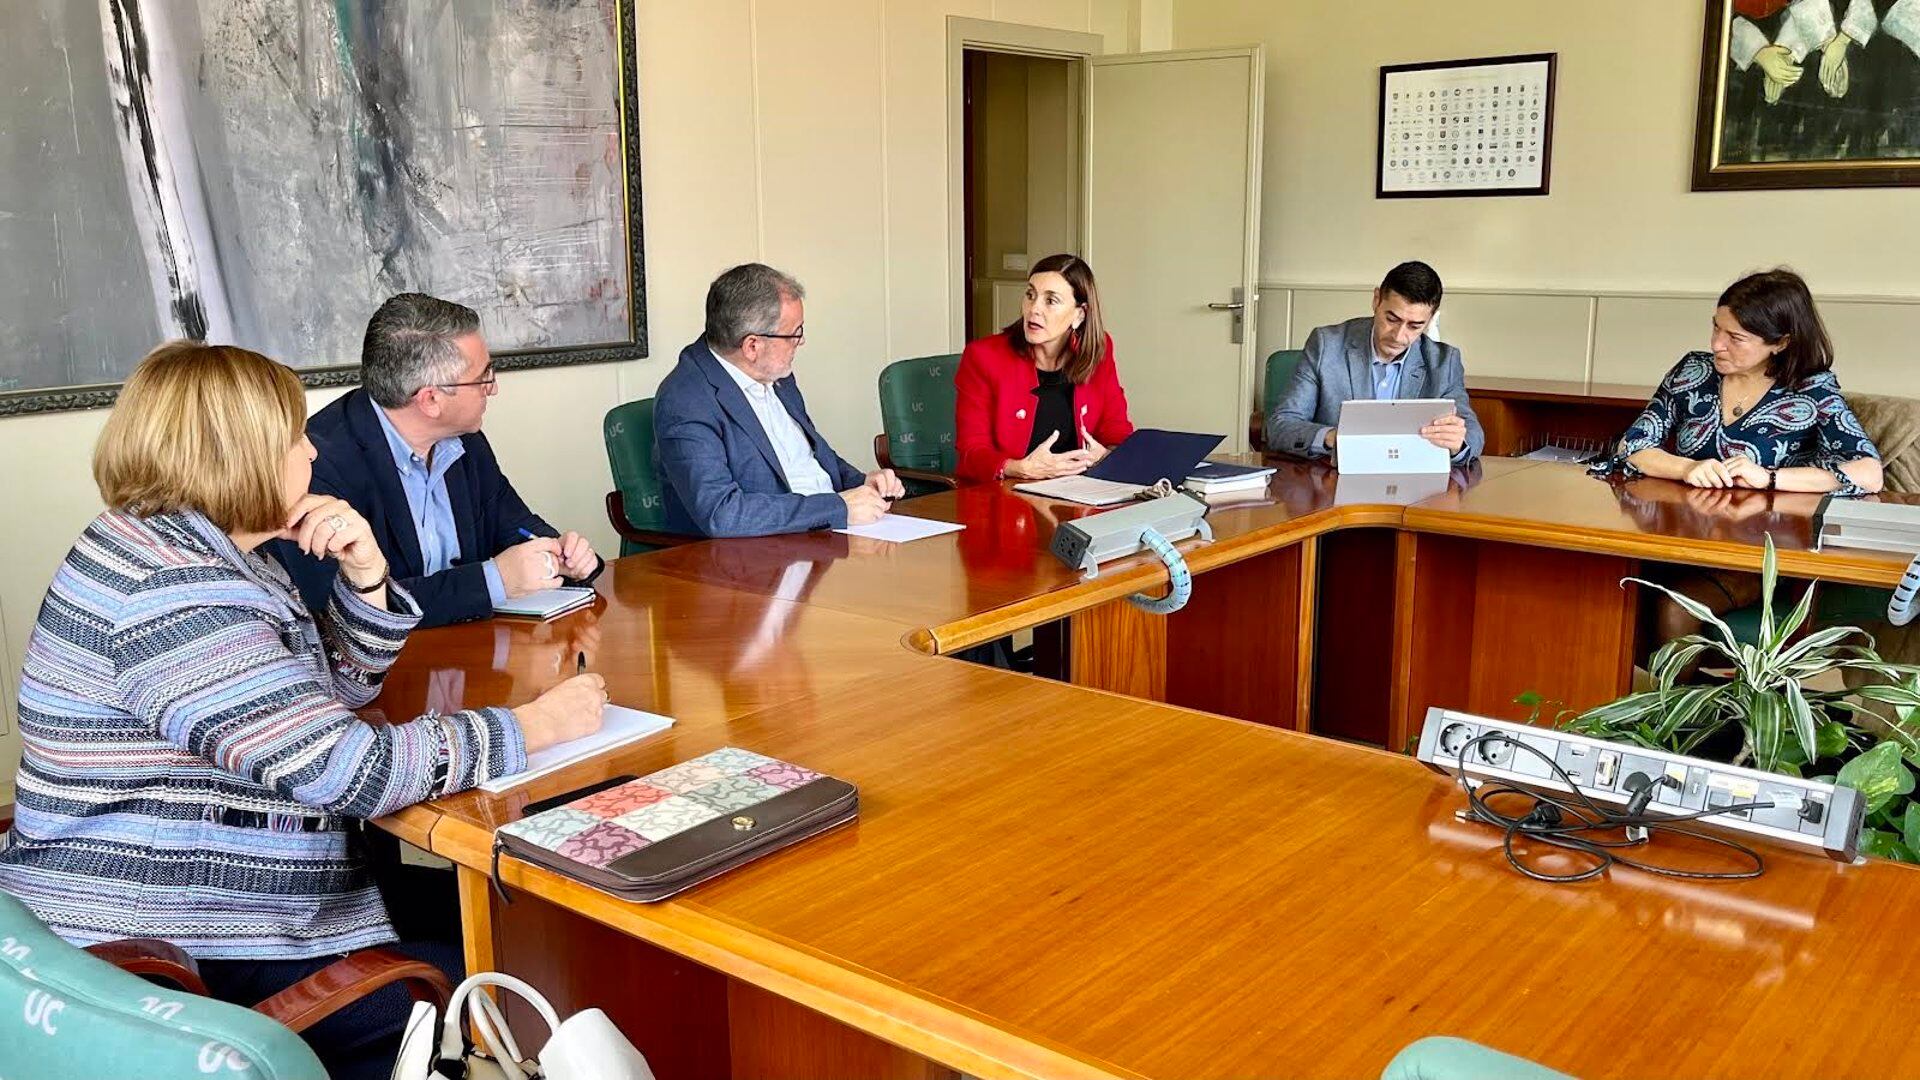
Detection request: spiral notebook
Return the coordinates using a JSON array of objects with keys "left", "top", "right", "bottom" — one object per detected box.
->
[{"left": 493, "top": 586, "right": 596, "bottom": 620}]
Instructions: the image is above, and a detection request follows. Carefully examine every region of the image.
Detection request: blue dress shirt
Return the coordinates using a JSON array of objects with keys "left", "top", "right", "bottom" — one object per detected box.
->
[
  {"left": 1370, "top": 353, "right": 1404, "bottom": 400},
  {"left": 372, "top": 407, "right": 508, "bottom": 604}
]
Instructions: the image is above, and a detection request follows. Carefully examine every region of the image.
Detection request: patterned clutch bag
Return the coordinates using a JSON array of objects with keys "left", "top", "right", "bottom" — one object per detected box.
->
[{"left": 491, "top": 747, "right": 858, "bottom": 902}]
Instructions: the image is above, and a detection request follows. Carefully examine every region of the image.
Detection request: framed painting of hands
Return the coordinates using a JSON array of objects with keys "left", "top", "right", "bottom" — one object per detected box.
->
[{"left": 1694, "top": 0, "right": 1920, "bottom": 188}]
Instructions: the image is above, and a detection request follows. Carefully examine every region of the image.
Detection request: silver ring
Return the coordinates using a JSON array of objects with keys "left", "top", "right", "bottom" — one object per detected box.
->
[
  {"left": 324, "top": 514, "right": 348, "bottom": 533},
  {"left": 542, "top": 553, "right": 557, "bottom": 577}
]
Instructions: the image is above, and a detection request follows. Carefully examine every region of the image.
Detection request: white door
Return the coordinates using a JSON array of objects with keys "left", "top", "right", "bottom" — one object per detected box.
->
[{"left": 1086, "top": 48, "right": 1264, "bottom": 450}]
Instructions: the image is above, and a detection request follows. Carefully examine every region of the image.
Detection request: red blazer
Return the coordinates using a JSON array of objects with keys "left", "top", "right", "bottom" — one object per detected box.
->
[{"left": 953, "top": 332, "right": 1135, "bottom": 484}]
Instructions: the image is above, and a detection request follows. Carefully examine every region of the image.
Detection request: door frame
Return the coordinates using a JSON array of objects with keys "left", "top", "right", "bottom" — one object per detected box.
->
[
  {"left": 945, "top": 17, "right": 1106, "bottom": 351},
  {"left": 1086, "top": 46, "right": 1265, "bottom": 452}
]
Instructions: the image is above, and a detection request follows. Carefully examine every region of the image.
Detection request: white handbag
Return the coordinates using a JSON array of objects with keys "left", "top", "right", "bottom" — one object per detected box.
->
[{"left": 391, "top": 971, "right": 656, "bottom": 1080}]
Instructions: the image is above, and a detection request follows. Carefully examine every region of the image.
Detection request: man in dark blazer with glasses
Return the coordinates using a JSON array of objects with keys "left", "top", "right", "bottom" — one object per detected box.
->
[
  {"left": 274, "top": 292, "right": 603, "bottom": 628},
  {"left": 653, "top": 263, "right": 903, "bottom": 538}
]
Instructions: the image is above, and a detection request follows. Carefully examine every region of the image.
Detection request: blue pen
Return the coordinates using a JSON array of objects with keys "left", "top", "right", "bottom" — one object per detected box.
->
[{"left": 521, "top": 527, "right": 565, "bottom": 578}]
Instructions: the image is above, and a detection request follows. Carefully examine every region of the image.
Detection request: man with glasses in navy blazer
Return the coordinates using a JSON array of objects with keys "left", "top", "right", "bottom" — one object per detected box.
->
[
  {"left": 275, "top": 292, "right": 603, "bottom": 628},
  {"left": 654, "top": 263, "right": 904, "bottom": 538}
]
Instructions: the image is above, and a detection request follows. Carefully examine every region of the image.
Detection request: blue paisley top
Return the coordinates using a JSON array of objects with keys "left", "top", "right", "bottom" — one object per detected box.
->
[{"left": 1591, "top": 352, "right": 1880, "bottom": 496}]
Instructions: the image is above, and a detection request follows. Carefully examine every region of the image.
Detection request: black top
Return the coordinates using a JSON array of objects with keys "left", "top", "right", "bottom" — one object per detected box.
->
[{"left": 1027, "top": 366, "right": 1080, "bottom": 454}]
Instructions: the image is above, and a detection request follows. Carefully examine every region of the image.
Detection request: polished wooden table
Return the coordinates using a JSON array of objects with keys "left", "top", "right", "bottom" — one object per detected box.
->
[{"left": 375, "top": 461, "right": 1920, "bottom": 1080}]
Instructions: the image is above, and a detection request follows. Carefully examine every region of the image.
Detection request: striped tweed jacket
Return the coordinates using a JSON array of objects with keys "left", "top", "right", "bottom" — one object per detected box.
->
[{"left": 0, "top": 510, "right": 526, "bottom": 959}]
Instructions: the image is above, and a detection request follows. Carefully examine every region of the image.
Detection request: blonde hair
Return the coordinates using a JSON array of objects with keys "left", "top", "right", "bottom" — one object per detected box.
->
[{"left": 94, "top": 341, "right": 307, "bottom": 534}]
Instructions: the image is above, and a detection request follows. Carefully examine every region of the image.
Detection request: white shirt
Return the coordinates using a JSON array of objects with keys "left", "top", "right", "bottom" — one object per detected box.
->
[{"left": 714, "top": 346, "right": 835, "bottom": 496}]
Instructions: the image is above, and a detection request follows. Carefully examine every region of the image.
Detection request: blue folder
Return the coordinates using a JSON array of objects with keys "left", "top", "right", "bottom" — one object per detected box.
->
[{"left": 1086, "top": 429, "right": 1226, "bottom": 486}]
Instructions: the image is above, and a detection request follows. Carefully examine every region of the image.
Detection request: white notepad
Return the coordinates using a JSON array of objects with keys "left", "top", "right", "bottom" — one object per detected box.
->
[
  {"left": 493, "top": 586, "right": 596, "bottom": 620},
  {"left": 1012, "top": 476, "right": 1145, "bottom": 506},
  {"left": 478, "top": 703, "right": 676, "bottom": 793},
  {"left": 834, "top": 516, "right": 965, "bottom": 543}
]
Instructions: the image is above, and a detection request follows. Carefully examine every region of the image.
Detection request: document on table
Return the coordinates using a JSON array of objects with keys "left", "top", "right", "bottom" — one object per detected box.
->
[
  {"left": 834, "top": 516, "right": 965, "bottom": 543},
  {"left": 478, "top": 704, "right": 675, "bottom": 793}
]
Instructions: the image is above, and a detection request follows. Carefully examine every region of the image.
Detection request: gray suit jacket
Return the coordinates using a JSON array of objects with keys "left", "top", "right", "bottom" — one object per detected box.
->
[{"left": 1264, "top": 317, "right": 1484, "bottom": 463}]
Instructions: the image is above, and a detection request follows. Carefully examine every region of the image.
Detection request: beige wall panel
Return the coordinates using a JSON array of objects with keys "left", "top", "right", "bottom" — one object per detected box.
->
[
  {"left": 1432, "top": 294, "right": 1590, "bottom": 382},
  {"left": 1591, "top": 296, "right": 1703, "bottom": 388},
  {"left": 1823, "top": 301, "right": 1920, "bottom": 398},
  {"left": 755, "top": 1, "right": 890, "bottom": 468},
  {"left": 1285, "top": 289, "right": 1373, "bottom": 348}
]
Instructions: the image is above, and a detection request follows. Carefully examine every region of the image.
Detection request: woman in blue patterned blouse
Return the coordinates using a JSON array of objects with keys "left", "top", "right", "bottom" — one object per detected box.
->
[
  {"left": 1596, "top": 269, "right": 1884, "bottom": 653},
  {"left": 1598, "top": 268, "right": 1883, "bottom": 497},
  {"left": 0, "top": 342, "right": 606, "bottom": 1077}
]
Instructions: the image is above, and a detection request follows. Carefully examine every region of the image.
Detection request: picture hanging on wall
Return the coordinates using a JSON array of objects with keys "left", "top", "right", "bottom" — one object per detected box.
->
[
  {"left": 1375, "top": 53, "right": 1556, "bottom": 199},
  {"left": 1694, "top": 0, "right": 1920, "bottom": 190},
  {"left": 2, "top": 0, "right": 646, "bottom": 416}
]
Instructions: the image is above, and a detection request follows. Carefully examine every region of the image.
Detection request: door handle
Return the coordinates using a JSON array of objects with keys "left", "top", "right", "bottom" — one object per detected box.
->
[{"left": 1207, "top": 301, "right": 1244, "bottom": 311}]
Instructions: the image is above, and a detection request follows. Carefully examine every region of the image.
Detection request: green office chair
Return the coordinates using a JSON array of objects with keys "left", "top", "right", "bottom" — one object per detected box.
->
[
  {"left": 0, "top": 890, "right": 451, "bottom": 1080},
  {"left": 604, "top": 399, "right": 694, "bottom": 556},
  {"left": 874, "top": 353, "right": 963, "bottom": 496},
  {"left": 1254, "top": 348, "right": 1307, "bottom": 450},
  {"left": 1381, "top": 1036, "right": 1574, "bottom": 1079}
]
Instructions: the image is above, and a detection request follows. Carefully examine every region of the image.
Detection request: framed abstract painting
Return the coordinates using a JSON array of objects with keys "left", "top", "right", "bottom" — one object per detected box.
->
[
  {"left": 1, "top": 0, "right": 646, "bottom": 415},
  {"left": 1694, "top": 0, "right": 1920, "bottom": 189}
]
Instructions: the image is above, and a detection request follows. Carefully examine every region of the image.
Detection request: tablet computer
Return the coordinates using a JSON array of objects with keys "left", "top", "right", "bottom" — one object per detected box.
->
[{"left": 1335, "top": 398, "right": 1455, "bottom": 474}]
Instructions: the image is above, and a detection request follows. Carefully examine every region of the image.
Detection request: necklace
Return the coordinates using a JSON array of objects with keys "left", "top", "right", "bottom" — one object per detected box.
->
[{"left": 1724, "top": 377, "right": 1770, "bottom": 420}]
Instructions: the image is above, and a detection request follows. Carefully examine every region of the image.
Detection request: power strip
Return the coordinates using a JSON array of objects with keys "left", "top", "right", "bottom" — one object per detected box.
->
[{"left": 1414, "top": 707, "right": 1865, "bottom": 862}]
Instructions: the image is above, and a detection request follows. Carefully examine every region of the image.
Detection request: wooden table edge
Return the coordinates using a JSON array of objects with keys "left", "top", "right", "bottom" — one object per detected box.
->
[
  {"left": 428, "top": 818, "right": 1148, "bottom": 1080},
  {"left": 1401, "top": 509, "right": 1906, "bottom": 588},
  {"left": 919, "top": 504, "right": 1405, "bottom": 653}
]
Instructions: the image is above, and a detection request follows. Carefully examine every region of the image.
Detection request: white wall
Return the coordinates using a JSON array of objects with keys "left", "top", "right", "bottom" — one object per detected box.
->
[
  {"left": 0, "top": 0, "right": 1140, "bottom": 804},
  {"left": 1177, "top": 0, "right": 1920, "bottom": 392}
]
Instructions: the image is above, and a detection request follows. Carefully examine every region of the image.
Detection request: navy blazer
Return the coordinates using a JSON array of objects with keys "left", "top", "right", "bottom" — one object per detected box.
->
[
  {"left": 654, "top": 341, "right": 866, "bottom": 537},
  {"left": 272, "top": 388, "right": 602, "bottom": 628},
  {"left": 1264, "top": 316, "right": 1485, "bottom": 463}
]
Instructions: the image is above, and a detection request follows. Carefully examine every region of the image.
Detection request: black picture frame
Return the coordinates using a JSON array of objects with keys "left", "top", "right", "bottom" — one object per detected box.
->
[
  {"left": 1375, "top": 53, "right": 1557, "bottom": 200},
  {"left": 0, "top": 0, "right": 648, "bottom": 418},
  {"left": 1692, "top": 0, "right": 1920, "bottom": 191}
]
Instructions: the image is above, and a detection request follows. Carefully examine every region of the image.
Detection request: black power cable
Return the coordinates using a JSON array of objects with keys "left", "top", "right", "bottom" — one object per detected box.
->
[{"left": 1453, "top": 733, "right": 1768, "bottom": 883}]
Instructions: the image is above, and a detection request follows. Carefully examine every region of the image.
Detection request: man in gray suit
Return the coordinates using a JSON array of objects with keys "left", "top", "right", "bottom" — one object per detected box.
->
[{"left": 1265, "top": 261, "right": 1483, "bottom": 464}]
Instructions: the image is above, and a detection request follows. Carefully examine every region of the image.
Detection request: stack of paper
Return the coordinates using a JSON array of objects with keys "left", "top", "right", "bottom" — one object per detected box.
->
[
  {"left": 493, "top": 586, "right": 596, "bottom": 620},
  {"left": 478, "top": 704, "right": 676, "bottom": 793}
]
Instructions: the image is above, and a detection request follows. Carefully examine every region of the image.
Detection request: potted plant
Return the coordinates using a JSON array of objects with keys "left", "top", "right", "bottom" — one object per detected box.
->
[{"left": 1545, "top": 536, "right": 1920, "bottom": 862}]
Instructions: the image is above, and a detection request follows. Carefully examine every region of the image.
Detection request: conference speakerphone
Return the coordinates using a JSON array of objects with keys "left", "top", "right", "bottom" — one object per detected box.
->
[{"left": 1415, "top": 708, "right": 1865, "bottom": 862}]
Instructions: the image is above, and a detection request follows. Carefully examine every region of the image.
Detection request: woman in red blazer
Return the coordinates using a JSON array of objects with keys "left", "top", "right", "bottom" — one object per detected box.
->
[{"left": 954, "top": 254, "right": 1135, "bottom": 484}]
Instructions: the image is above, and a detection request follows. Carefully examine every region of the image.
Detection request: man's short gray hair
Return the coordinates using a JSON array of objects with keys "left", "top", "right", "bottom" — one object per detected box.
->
[
  {"left": 361, "top": 293, "right": 482, "bottom": 408},
  {"left": 703, "top": 264, "right": 805, "bottom": 352}
]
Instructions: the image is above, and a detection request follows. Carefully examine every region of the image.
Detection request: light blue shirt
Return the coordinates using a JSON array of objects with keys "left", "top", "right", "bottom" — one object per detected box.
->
[
  {"left": 1370, "top": 354, "right": 1404, "bottom": 400},
  {"left": 372, "top": 406, "right": 508, "bottom": 604}
]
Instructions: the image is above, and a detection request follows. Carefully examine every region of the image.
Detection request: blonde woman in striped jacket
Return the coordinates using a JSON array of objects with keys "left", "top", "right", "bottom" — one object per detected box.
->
[{"left": 0, "top": 342, "right": 604, "bottom": 1078}]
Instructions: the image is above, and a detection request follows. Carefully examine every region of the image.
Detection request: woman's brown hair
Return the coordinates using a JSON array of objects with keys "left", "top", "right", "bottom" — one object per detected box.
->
[
  {"left": 1718, "top": 268, "right": 1834, "bottom": 387},
  {"left": 94, "top": 341, "right": 307, "bottom": 534},
  {"left": 1002, "top": 253, "right": 1107, "bottom": 384}
]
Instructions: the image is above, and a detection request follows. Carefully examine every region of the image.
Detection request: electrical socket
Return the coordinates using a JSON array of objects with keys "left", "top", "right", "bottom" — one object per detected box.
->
[{"left": 1415, "top": 707, "right": 1865, "bottom": 862}]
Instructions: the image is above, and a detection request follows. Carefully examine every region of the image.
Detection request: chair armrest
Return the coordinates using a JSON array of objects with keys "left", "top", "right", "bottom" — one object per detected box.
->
[
  {"left": 892, "top": 467, "right": 959, "bottom": 491},
  {"left": 85, "top": 939, "right": 209, "bottom": 996},
  {"left": 874, "top": 433, "right": 896, "bottom": 471},
  {"left": 253, "top": 947, "right": 453, "bottom": 1034},
  {"left": 1249, "top": 408, "right": 1265, "bottom": 452},
  {"left": 605, "top": 491, "right": 693, "bottom": 549}
]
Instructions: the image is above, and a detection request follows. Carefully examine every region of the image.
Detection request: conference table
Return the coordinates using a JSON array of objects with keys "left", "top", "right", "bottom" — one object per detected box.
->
[{"left": 372, "top": 459, "right": 1920, "bottom": 1080}]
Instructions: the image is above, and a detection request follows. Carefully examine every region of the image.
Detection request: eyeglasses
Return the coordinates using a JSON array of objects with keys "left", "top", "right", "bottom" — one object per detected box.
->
[
  {"left": 435, "top": 366, "right": 498, "bottom": 392},
  {"left": 749, "top": 325, "right": 805, "bottom": 343}
]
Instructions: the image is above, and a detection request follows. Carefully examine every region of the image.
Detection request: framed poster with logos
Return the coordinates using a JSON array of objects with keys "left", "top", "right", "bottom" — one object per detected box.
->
[{"left": 1377, "top": 53, "right": 1557, "bottom": 199}]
